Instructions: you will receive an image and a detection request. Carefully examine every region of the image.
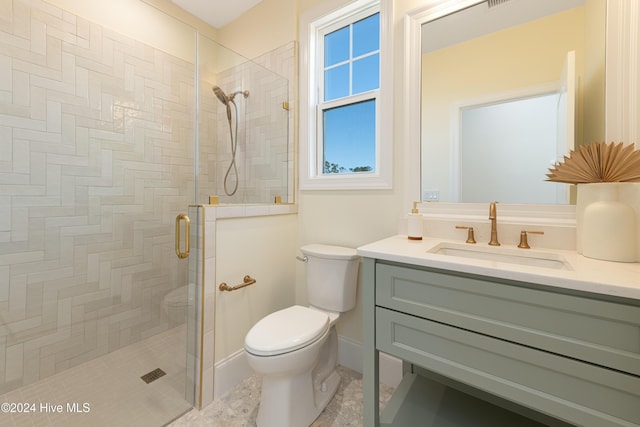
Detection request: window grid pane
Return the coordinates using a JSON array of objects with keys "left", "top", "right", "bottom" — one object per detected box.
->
[
  {"left": 324, "top": 27, "right": 349, "bottom": 67},
  {"left": 325, "top": 64, "right": 350, "bottom": 100},
  {"left": 353, "top": 13, "right": 380, "bottom": 57},
  {"left": 352, "top": 53, "right": 379, "bottom": 94}
]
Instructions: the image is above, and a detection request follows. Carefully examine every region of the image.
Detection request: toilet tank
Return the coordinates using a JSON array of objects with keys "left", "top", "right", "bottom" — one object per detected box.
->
[{"left": 300, "top": 244, "right": 360, "bottom": 312}]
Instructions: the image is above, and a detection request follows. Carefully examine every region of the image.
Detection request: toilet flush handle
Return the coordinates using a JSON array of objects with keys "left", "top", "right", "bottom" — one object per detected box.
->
[{"left": 296, "top": 255, "right": 308, "bottom": 262}]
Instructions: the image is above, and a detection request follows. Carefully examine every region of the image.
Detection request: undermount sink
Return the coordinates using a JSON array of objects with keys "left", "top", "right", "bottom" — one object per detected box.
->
[{"left": 427, "top": 242, "right": 572, "bottom": 270}]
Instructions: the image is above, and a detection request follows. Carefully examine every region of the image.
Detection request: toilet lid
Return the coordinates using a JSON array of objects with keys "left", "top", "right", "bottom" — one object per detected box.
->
[
  {"left": 164, "top": 286, "right": 190, "bottom": 307},
  {"left": 245, "top": 305, "right": 329, "bottom": 356}
]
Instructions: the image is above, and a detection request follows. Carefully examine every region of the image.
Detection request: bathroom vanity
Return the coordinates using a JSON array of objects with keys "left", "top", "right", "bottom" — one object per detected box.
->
[{"left": 358, "top": 235, "right": 640, "bottom": 427}]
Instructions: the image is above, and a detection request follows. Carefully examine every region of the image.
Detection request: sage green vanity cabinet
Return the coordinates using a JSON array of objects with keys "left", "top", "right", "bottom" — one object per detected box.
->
[{"left": 362, "top": 258, "right": 640, "bottom": 427}]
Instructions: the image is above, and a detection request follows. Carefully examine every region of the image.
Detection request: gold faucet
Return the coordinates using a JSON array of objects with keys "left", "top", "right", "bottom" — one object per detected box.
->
[{"left": 488, "top": 201, "right": 500, "bottom": 246}]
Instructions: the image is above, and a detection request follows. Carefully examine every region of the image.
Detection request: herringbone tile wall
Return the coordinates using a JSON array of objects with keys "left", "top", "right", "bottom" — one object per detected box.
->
[
  {"left": 0, "top": 0, "right": 196, "bottom": 394},
  {"left": 251, "top": 42, "right": 295, "bottom": 203}
]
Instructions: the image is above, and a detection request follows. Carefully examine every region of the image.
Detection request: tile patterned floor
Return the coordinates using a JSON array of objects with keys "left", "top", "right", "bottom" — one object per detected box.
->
[
  {"left": 169, "top": 366, "right": 395, "bottom": 427},
  {"left": 0, "top": 325, "right": 192, "bottom": 427}
]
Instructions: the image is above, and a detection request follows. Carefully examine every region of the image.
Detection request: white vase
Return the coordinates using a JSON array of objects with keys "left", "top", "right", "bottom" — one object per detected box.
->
[{"left": 577, "top": 183, "right": 639, "bottom": 263}]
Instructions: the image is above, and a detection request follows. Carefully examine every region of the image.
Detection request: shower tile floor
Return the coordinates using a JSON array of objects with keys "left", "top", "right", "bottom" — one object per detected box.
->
[
  {"left": 0, "top": 325, "right": 192, "bottom": 427},
  {"left": 169, "top": 365, "right": 395, "bottom": 427}
]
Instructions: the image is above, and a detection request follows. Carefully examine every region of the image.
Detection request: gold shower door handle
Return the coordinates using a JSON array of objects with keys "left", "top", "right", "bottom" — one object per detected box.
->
[{"left": 175, "top": 213, "right": 190, "bottom": 259}]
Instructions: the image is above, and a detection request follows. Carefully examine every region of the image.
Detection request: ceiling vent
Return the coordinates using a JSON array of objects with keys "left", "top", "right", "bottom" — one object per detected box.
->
[{"left": 487, "top": 0, "right": 511, "bottom": 8}]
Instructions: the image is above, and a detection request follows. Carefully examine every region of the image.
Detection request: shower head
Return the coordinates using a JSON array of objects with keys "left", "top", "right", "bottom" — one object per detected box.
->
[
  {"left": 213, "top": 86, "right": 249, "bottom": 120},
  {"left": 213, "top": 86, "right": 229, "bottom": 105},
  {"left": 213, "top": 86, "right": 233, "bottom": 120},
  {"left": 213, "top": 86, "right": 249, "bottom": 104}
]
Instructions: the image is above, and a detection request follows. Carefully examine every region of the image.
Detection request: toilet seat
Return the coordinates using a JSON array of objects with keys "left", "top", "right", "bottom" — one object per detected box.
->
[
  {"left": 245, "top": 305, "right": 329, "bottom": 356},
  {"left": 164, "top": 286, "right": 189, "bottom": 307}
]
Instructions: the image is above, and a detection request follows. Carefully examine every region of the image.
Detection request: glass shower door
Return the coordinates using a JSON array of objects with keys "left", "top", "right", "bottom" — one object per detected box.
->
[{"left": 0, "top": 0, "right": 198, "bottom": 424}]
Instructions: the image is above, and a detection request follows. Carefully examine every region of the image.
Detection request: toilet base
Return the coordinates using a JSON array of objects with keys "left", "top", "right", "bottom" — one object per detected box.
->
[
  {"left": 254, "top": 327, "right": 340, "bottom": 427},
  {"left": 313, "top": 369, "right": 341, "bottom": 415},
  {"left": 256, "top": 368, "right": 341, "bottom": 427}
]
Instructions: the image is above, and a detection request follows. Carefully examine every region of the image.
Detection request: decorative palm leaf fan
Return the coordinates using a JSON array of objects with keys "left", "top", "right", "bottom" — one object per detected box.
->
[{"left": 546, "top": 142, "right": 640, "bottom": 184}]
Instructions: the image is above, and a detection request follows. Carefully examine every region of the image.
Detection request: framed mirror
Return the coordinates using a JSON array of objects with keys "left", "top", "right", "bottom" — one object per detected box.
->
[{"left": 412, "top": 0, "right": 606, "bottom": 205}]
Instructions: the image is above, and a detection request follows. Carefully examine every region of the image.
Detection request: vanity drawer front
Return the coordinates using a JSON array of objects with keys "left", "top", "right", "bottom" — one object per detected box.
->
[
  {"left": 375, "top": 263, "right": 640, "bottom": 376},
  {"left": 376, "top": 307, "right": 640, "bottom": 427}
]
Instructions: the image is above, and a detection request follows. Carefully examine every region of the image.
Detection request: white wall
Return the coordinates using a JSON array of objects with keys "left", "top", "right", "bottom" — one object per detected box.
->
[{"left": 214, "top": 214, "right": 297, "bottom": 362}]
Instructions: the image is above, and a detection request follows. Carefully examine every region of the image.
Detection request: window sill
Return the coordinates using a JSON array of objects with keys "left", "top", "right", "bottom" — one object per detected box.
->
[{"left": 299, "top": 172, "right": 392, "bottom": 190}]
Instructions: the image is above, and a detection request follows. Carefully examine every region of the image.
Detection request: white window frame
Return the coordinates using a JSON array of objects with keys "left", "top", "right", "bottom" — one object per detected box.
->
[{"left": 299, "top": 0, "right": 393, "bottom": 190}]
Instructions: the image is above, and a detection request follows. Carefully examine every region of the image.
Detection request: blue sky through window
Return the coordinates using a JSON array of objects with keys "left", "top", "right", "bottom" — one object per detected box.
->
[{"left": 324, "top": 100, "right": 376, "bottom": 173}]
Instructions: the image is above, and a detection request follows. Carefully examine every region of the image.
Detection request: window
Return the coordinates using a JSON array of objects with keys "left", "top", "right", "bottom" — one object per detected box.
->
[
  {"left": 300, "top": 0, "right": 392, "bottom": 190},
  {"left": 321, "top": 12, "right": 379, "bottom": 175}
]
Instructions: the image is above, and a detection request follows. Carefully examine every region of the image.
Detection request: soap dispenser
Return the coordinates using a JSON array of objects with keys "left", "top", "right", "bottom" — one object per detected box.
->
[{"left": 407, "top": 201, "right": 423, "bottom": 240}]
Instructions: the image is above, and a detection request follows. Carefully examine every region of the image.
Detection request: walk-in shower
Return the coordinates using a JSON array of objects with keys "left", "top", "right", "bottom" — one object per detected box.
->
[
  {"left": 0, "top": 0, "right": 291, "bottom": 425},
  {"left": 212, "top": 86, "right": 250, "bottom": 196}
]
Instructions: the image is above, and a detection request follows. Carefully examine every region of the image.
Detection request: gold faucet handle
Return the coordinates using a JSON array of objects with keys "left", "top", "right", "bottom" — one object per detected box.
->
[
  {"left": 455, "top": 226, "right": 477, "bottom": 244},
  {"left": 518, "top": 230, "right": 544, "bottom": 249}
]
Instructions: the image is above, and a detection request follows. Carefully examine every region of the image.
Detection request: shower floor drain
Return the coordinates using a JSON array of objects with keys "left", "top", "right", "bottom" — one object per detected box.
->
[{"left": 141, "top": 368, "right": 166, "bottom": 384}]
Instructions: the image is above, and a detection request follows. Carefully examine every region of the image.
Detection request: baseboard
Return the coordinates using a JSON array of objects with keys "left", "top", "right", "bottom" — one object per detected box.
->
[
  {"left": 213, "top": 335, "right": 403, "bottom": 401},
  {"left": 213, "top": 336, "right": 402, "bottom": 400},
  {"left": 337, "top": 335, "right": 403, "bottom": 388},
  {"left": 214, "top": 349, "right": 252, "bottom": 399}
]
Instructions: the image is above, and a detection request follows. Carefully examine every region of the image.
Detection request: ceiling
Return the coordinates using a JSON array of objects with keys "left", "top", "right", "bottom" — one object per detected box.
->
[
  {"left": 170, "top": 0, "right": 264, "bottom": 29},
  {"left": 422, "top": 0, "right": 585, "bottom": 53}
]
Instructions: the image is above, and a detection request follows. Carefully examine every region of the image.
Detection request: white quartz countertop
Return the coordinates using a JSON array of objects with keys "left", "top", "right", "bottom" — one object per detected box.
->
[{"left": 357, "top": 235, "right": 640, "bottom": 301}]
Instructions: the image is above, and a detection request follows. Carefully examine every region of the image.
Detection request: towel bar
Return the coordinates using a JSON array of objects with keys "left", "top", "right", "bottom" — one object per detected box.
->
[{"left": 219, "top": 275, "right": 256, "bottom": 292}]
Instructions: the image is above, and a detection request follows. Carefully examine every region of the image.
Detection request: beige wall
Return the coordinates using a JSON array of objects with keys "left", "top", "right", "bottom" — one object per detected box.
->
[
  {"left": 583, "top": 0, "right": 607, "bottom": 145},
  {"left": 217, "top": 0, "right": 297, "bottom": 59},
  {"left": 214, "top": 214, "right": 297, "bottom": 362}
]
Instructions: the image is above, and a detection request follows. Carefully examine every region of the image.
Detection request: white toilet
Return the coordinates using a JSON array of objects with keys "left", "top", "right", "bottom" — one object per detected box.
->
[
  {"left": 244, "top": 244, "right": 360, "bottom": 427},
  {"left": 162, "top": 285, "right": 193, "bottom": 328}
]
